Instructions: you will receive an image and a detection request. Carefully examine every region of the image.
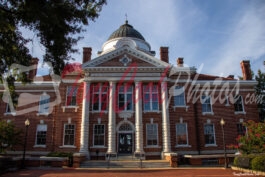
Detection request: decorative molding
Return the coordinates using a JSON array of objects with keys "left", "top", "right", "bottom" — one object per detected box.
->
[
  {"left": 61, "top": 106, "right": 79, "bottom": 112},
  {"left": 119, "top": 54, "right": 132, "bottom": 66},
  {"left": 82, "top": 45, "right": 170, "bottom": 68},
  {"left": 118, "top": 111, "right": 133, "bottom": 119},
  {"left": 84, "top": 67, "right": 166, "bottom": 73}
]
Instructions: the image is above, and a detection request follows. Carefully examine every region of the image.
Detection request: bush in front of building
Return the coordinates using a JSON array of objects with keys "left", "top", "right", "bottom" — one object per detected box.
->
[
  {"left": 237, "top": 120, "right": 265, "bottom": 154},
  {"left": 251, "top": 155, "right": 265, "bottom": 172},
  {"left": 233, "top": 154, "right": 259, "bottom": 169},
  {"left": 47, "top": 152, "right": 73, "bottom": 158},
  {"left": 46, "top": 152, "right": 73, "bottom": 167},
  {"left": 234, "top": 154, "right": 265, "bottom": 172}
]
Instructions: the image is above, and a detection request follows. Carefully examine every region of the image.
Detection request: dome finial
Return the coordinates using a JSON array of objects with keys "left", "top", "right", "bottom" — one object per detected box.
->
[{"left": 125, "top": 13, "right": 128, "bottom": 24}]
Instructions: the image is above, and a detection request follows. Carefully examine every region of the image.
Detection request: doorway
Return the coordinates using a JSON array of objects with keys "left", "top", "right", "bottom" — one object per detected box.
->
[{"left": 118, "top": 133, "right": 133, "bottom": 154}]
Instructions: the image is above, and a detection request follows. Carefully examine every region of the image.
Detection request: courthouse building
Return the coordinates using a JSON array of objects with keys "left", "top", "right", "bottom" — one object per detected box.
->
[{"left": 0, "top": 21, "right": 259, "bottom": 161}]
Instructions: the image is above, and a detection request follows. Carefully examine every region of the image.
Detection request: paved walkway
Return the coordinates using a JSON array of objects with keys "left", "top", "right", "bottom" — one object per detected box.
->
[{"left": 1, "top": 168, "right": 262, "bottom": 177}]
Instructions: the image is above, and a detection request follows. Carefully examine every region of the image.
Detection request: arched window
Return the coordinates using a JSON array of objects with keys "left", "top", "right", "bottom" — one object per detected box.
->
[{"left": 119, "top": 123, "right": 133, "bottom": 131}]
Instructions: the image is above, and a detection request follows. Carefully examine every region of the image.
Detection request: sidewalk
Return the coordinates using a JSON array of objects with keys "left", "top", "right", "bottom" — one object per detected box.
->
[{"left": 1, "top": 168, "right": 261, "bottom": 177}]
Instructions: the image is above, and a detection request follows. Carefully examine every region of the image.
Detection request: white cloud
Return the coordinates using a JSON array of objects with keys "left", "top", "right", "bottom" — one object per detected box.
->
[{"left": 208, "top": 3, "right": 265, "bottom": 77}]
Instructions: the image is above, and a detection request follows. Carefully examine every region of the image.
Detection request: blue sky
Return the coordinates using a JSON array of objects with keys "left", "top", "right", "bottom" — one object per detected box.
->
[{"left": 27, "top": 0, "right": 265, "bottom": 78}]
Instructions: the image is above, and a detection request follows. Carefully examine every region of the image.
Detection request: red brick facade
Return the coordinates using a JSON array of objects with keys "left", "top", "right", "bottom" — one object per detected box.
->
[{"left": 0, "top": 22, "right": 259, "bottom": 161}]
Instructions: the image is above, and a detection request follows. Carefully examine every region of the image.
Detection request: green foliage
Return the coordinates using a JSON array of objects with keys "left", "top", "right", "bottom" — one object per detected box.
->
[
  {"left": 237, "top": 120, "right": 265, "bottom": 154},
  {"left": 1, "top": 0, "right": 106, "bottom": 102},
  {"left": 233, "top": 156, "right": 239, "bottom": 166},
  {"left": 47, "top": 152, "right": 73, "bottom": 158},
  {"left": 1, "top": 0, "right": 106, "bottom": 75},
  {"left": 233, "top": 154, "right": 260, "bottom": 169},
  {"left": 0, "top": 120, "right": 22, "bottom": 153},
  {"left": 255, "top": 69, "right": 265, "bottom": 122},
  {"left": 251, "top": 156, "right": 265, "bottom": 172}
]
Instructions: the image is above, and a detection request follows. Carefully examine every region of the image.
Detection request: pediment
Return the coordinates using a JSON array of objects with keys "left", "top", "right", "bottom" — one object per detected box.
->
[{"left": 82, "top": 46, "right": 170, "bottom": 69}]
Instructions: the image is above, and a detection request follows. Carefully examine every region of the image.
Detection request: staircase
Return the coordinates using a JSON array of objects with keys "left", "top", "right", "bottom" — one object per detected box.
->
[{"left": 80, "top": 155, "right": 171, "bottom": 168}]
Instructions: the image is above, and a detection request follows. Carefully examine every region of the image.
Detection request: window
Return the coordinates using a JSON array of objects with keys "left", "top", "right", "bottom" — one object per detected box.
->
[
  {"left": 63, "top": 124, "right": 75, "bottom": 146},
  {"left": 234, "top": 95, "right": 244, "bottom": 112},
  {"left": 202, "top": 95, "right": 212, "bottom": 113},
  {"left": 146, "top": 124, "right": 158, "bottom": 146},
  {"left": 237, "top": 123, "right": 246, "bottom": 136},
  {"left": 92, "top": 84, "right": 108, "bottom": 111},
  {"left": 204, "top": 124, "right": 216, "bottom": 145},
  {"left": 5, "top": 97, "right": 18, "bottom": 114},
  {"left": 174, "top": 86, "right": 186, "bottom": 106},
  {"left": 143, "top": 84, "right": 159, "bottom": 111},
  {"left": 225, "top": 96, "right": 230, "bottom": 106},
  {"left": 118, "top": 84, "right": 133, "bottom": 111},
  {"left": 93, "top": 124, "right": 105, "bottom": 146},
  {"left": 39, "top": 93, "right": 50, "bottom": 114},
  {"left": 6, "top": 103, "right": 11, "bottom": 113},
  {"left": 66, "top": 86, "right": 78, "bottom": 106},
  {"left": 35, "top": 124, "right": 47, "bottom": 145},
  {"left": 176, "top": 123, "right": 188, "bottom": 145}
]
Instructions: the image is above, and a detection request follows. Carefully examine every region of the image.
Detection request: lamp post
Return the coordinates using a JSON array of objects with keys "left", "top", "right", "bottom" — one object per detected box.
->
[
  {"left": 21, "top": 119, "right": 30, "bottom": 169},
  {"left": 220, "top": 118, "right": 228, "bottom": 168}
]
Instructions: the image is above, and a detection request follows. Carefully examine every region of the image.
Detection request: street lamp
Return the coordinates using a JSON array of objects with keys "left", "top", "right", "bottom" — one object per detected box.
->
[
  {"left": 21, "top": 119, "right": 30, "bottom": 169},
  {"left": 220, "top": 118, "right": 228, "bottom": 168}
]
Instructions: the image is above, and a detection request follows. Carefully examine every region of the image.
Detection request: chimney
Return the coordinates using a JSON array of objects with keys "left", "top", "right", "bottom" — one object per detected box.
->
[
  {"left": 83, "top": 47, "right": 92, "bottom": 63},
  {"left": 160, "top": 47, "right": 169, "bottom": 63},
  {"left": 28, "top": 58, "right": 39, "bottom": 80},
  {"left": 227, "top": 75, "right": 234, "bottom": 79},
  {"left": 240, "top": 60, "right": 252, "bottom": 80},
  {"left": 177, "top": 57, "right": 184, "bottom": 67}
]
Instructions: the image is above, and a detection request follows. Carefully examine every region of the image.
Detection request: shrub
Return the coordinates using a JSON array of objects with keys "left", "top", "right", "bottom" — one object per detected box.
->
[
  {"left": 47, "top": 152, "right": 73, "bottom": 158},
  {"left": 237, "top": 120, "right": 265, "bottom": 154},
  {"left": 234, "top": 156, "right": 239, "bottom": 167},
  {"left": 234, "top": 154, "right": 259, "bottom": 169},
  {"left": 251, "top": 156, "right": 265, "bottom": 172}
]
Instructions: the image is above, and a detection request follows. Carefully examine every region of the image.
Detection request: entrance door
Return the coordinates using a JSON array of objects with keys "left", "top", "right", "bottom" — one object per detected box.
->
[{"left": 118, "top": 133, "right": 132, "bottom": 154}]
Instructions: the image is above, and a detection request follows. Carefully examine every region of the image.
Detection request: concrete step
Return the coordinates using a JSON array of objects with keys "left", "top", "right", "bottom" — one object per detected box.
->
[{"left": 80, "top": 160, "right": 170, "bottom": 168}]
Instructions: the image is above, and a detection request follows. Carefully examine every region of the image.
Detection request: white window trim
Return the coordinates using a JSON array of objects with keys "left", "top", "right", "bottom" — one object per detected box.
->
[
  {"left": 63, "top": 123, "right": 76, "bottom": 146},
  {"left": 93, "top": 124, "right": 105, "bottom": 147},
  {"left": 146, "top": 123, "right": 159, "bottom": 147},
  {"left": 65, "top": 86, "right": 78, "bottom": 106},
  {"left": 33, "top": 145, "right": 46, "bottom": 148},
  {"left": 175, "top": 123, "right": 190, "bottom": 147},
  {"left": 61, "top": 106, "right": 79, "bottom": 112},
  {"left": 38, "top": 93, "right": 50, "bottom": 114},
  {"left": 202, "top": 95, "right": 214, "bottom": 115},
  {"left": 118, "top": 84, "right": 134, "bottom": 111},
  {"left": 173, "top": 86, "right": 186, "bottom": 107},
  {"left": 204, "top": 123, "right": 217, "bottom": 146},
  {"left": 143, "top": 84, "right": 159, "bottom": 112},
  {"left": 92, "top": 84, "right": 109, "bottom": 112},
  {"left": 4, "top": 99, "right": 16, "bottom": 116},
  {"left": 59, "top": 145, "right": 77, "bottom": 148},
  {"left": 225, "top": 96, "right": 230, "bottom": 107},
  {"left": 35, "top": 124, "right": 47, "bottom": 146},
  {"left": 234, "top": 95, "right": 246, "bottom": 114}
]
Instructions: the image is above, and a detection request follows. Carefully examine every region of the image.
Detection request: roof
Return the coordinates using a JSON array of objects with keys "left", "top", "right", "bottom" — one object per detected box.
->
[
  {"left": 194, "top": 73, "right": 236, "bottom": 80},
  {"left": 108, "top": 20, "right": 145, "bottom": 41}
]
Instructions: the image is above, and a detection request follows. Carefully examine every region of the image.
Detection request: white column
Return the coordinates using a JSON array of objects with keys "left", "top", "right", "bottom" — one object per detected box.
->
[
  {"left": 107, "top": 81, "right": 116, "bottom": 155},
  {"left": 79, "top": 82, "right": 90, "bottom": 158},
  {"left": 135, "top": 81, "right": 144, "bottom": 155},
  {"left": 161, "top": 81, "right": 171, "bottom": 153}
]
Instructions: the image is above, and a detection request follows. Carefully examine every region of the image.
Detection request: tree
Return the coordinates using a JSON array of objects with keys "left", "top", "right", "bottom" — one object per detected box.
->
[
  {"left": 255, "top": 69, "right": 265, "bottom": 122},
  {"left": 0, "top": 120, "right": 22, "bottom": 153},
  {"left": 1, "top": 0, "right": 106, "bottom": 75},
  {"left": 0, "top": 0, "right": 106, "bottom": 102},
  {"left": 236, "top": 120, "right": 265, "bottom": 154}
]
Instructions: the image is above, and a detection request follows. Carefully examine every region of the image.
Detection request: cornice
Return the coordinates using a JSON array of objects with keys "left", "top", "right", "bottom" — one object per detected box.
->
[
  {"left": 84, "top": 67, "right": 167, "bottom": 73},
  {"left": 82, "top": 45, "right": 170, "bottom": 68}
]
